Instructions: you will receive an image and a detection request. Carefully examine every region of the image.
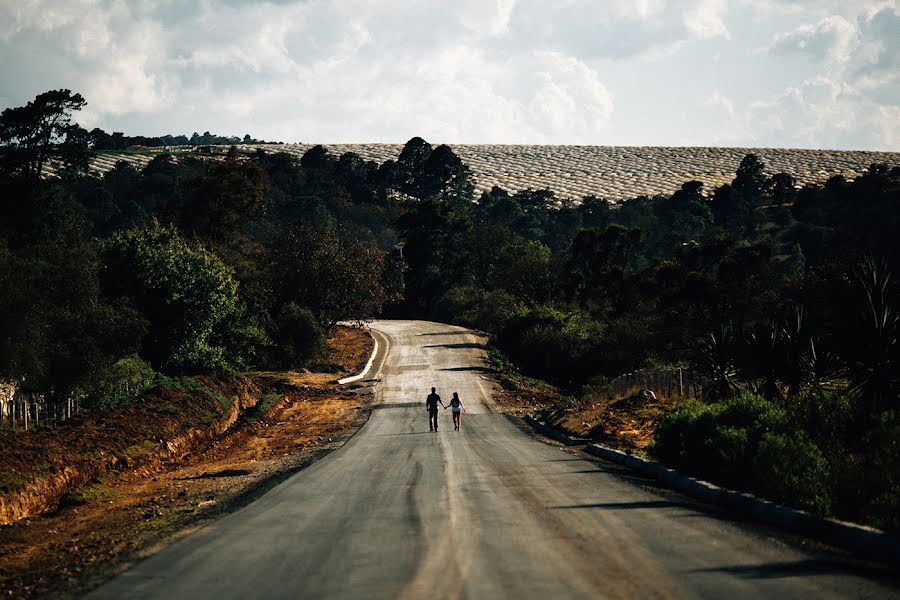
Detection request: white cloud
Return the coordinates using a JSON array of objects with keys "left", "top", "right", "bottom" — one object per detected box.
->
[
  {"left": 0, "top": 1, "right": 897, "bottom": 149},
  {"left": 685, "top": 0, "right": 731, "bottom": 39},
  {"left": 747, "top": 76, "right": 896, "bottom": 149},
  {"left": 755, "top": 6, "right": 899, "bottom": 149},
  {"left": 770, "top": 15, "right": 856, "bottom": 63}
]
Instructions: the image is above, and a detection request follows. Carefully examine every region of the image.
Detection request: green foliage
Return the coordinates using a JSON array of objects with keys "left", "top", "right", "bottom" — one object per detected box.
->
[
  {"left": 752, "top": 431, "right": 831, "bottom": 513},
  {"left": 180, "top": 159, "right": 270, "bottom": 240},
  {"left": 498, "top": 306, "right": 603, "bottom": 385},
  {"left": 0, "top": 89, "right": 89, "bottom": 184},
  {"left": 268, "top": 223, "right": 394, "bottom": 328},
  {"left": 653, "top": 392, "right": 833, "bottom": 513},
  {"left": 855, "top": 410, "right": 900, "bottom": 530},
  {"left": 694, "top": 325, "right": 740, "bottom": 402},
  {"left": 100, "top": 220, "right": 263, "bottom": 373},
  {"left": 431, "top": 285, "right": 525, "bottom": 334},
  {"left": 847, "top": 256, "right": 899, "bottom": 414},
  {"left": 270, "top": 303, "right": 325, "bottom": 369},
  {"left": 82, "top": 356, "right": 157, "bottom": 411},
  {"left": 0, "top": 235, "right": 144, "bottom": 412}
]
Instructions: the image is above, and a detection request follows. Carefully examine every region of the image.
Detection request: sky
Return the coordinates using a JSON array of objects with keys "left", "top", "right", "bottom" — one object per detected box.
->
[{"left": 1, "top": 0, "right": 898, "bottom": 150}]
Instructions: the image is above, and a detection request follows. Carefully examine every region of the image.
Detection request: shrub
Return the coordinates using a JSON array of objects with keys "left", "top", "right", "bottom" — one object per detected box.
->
[
  {"left": 272, "top": 302, "right": 324, "bottom": 369},
  {"left": 430, "top": 285, "right": 525, "bottom": 334},
  {"left": 497, "top": 306, "right": 602, "bottom": 384},
  {"left": 82, "top": 356, "right": 156, "bottom": 411},
  {"left": 752, "top": 431, "right": 831, "bottom": 514},
  {"left": 653, "top": 392, "right": 800, "bottom": 494},
  {"left": 100, "top": 221, "right": 265, "bottom": 373}
]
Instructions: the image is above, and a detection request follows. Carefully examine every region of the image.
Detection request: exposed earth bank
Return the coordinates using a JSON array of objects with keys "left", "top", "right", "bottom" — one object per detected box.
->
[{"left": 0, "top": 326, "right": 373, "bottom": 599}]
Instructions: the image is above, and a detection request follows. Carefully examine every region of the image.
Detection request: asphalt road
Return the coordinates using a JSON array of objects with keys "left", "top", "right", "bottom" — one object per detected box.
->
[{"left": 88, "top": 320, "right": 900, "bottom": 599}]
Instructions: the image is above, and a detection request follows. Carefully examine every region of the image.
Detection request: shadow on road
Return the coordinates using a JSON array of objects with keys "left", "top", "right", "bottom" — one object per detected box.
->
[
  {"left": 689, "top": 559, "right": 896, "bottom": 581},
  {"left": 549, "top": 500, "right": 695, "bottom": 510},
  {"left": 372, "top": 402, "right": 423, "bottom": 409},
  {"left": 439, "top": 366, "right": 494, "bottom": 373},
  {"left": 423, "top": 343, "right": 487, "bottom": 350},
  {"left": 416, "top": 331, "right": 472, "bottom": 336}
]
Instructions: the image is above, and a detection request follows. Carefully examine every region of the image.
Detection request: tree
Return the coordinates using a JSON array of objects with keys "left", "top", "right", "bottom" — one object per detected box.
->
[
  {"left": 732, "top": 153, "right": 767, "bottom": 207},
  {"left": 767, "top": 172, "right": 797, "bottom": 206},
  {"left": 564, "top": 225, "right": 645, "bottom": 312},
  {"left": 0, "top": 89, "right": 89, "bottom": 184},
  {"left": 653, "top": 180, "right": 713, "bottom": 249},
  {"left": 301, "top": 144, "right": 331, "bottom": 170},
  {"left": 711, "top": 183, "right": 749, "bottom": 229},
  {"left": 578, "top": 195, "right": 612, "bottom": 231},
  {"left": 420, "top": 144, "right": 474, "bottom": 204},
  {"left": 396, "top": 136, "right": 433, "bottom": 198},
  {"left": 0, "top": 238, "right": 144, "bottom": 421},
  {"left": 268, "top": 224, "right": 397, "bottom": 328},
  {"left": 100, "top": 221, "right": 264, "bottom": 373},
  {"left": 180, "top": 159, "right": 270, "bottom": 240}
]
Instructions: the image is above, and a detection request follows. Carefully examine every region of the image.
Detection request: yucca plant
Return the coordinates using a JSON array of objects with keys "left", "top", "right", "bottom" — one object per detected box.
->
[
  {"left": 743, "top": 318, "right": 784, "bottom": 402},
  {"left": 802, "top": 336, "right": 846, "bottom": 393},
  {"left": 695, "top": 324, "right": 741, "bottom": 402},
  {"left": 848, "top": 256, "right": 899, "bottom": 414}
]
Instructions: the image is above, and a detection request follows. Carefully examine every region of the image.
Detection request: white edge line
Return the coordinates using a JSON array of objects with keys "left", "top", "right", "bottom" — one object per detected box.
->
[{"left": 337, "top": 337, "right": 379, "bottom": 385}]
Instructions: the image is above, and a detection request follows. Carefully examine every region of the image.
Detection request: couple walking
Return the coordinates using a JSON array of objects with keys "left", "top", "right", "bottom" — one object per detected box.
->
[{"left": 425, "top": 387, "right": 465, "bottom": 431}]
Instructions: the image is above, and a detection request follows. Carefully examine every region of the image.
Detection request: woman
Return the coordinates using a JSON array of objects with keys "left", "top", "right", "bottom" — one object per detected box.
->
[{"left": 446, "top": 392, "right": 466, "bottom": 431}]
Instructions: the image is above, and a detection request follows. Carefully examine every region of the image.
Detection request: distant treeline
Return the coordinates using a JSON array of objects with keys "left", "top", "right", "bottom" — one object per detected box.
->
[{"left": 88, "top": 128, "right": 275, "bottom": 150}]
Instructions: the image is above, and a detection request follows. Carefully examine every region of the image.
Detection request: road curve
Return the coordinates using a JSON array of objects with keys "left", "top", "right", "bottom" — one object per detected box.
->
[{"left": 88, "top": 320, "right": 899, "bottom": 599}]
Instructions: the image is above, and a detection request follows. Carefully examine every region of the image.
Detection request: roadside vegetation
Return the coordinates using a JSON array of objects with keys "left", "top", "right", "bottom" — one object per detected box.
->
[{"left": 1, "top": 89, "right": 898, "bottom": 532}]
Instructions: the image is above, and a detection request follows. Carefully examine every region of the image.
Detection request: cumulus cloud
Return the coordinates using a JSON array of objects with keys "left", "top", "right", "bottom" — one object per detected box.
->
[
  {"left": 851, "top": 7, "right": 900, "bottom": 85},
  {"left": 770, "top": 15, "right": 856, "bottom": 63},
  {"left": 746, "top": 76, "right": 898, "bottom": 149},
  {"left": 756, "top": 5, "right": 899, "bottom": 148},
  {"left": 0, "top": 1, "right": 897, "bottom": 149},
  {"left": 501, "top": 0, "right": 730, "bottom": 59}
]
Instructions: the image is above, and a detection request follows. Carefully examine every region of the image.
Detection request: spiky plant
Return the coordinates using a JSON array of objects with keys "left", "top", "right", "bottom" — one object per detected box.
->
[
  {"left": 695, "top": 324, "right": 741, "bottom": 402},
  {"left": 743, "top": 318, "right": 784, "bottom": 402},
  {"left": 848, "top": 256, "right": 899, "bottom": 414}
]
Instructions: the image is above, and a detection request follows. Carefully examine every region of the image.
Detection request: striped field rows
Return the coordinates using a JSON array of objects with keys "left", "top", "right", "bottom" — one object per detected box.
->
[{"left": 82, "top": 144, "right": 900, "bottom": 202}]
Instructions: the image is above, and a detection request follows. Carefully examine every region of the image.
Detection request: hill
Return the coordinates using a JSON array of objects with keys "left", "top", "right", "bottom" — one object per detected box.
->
[{"left": 79, "top": 144, "right": 900, "bottom": 201}]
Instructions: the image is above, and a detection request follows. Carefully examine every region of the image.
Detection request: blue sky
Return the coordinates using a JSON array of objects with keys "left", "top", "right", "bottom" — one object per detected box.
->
[{"left": 1, "top": 0, "right": 897, "bottom": 149}]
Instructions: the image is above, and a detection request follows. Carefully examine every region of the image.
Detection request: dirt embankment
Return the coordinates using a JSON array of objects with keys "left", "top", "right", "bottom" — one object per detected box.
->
[
  {"left": 491, "top": 372, "right": 671, "bottom": 453},
  {"left": 0, "top": 326, "right": 374, "bottom": 599},
  {"left": 0, "top": 376, "right": 261, "bottom": 527}
]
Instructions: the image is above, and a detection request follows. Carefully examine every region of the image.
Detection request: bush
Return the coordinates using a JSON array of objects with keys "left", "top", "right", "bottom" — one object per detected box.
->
[
  {"left": 430, "top": 285, "right": 525, "bottom": 334},
  {"left": 82, "top": 356, "right": 156, "bottom": 411},
  {"left": 752, "top": 431, "right": 831, "bottom": 514},
  {"left": 652, "top": 392, "right": 823, "bottom": 500},
  {"left": 651, "top": 399, "right": 719, "bottom": 474},
  {"left": 852, "top": 410, "right": 900, "bottom": 531},
  {"left": 100, "top": 221, "right": 265, "bottom": 373},
  {"left": 272, "top": 303, "right": 324, "bottom": 369},
  {"left": 497, "top": 306, "right": 602, "bottom": 385}
]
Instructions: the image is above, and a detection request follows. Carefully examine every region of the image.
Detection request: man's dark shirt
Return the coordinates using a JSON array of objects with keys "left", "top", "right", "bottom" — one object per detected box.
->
[{"left": 426, "top": 393, "right": 441, "bottom": 411}]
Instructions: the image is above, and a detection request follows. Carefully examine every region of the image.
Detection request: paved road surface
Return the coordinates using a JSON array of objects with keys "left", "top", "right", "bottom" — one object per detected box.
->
[{"left": 88, "top": 320, "right": 900, "bottom": 599}]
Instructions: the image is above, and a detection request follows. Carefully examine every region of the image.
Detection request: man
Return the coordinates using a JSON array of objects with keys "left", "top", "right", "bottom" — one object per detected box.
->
[{"left": 425, "top": 387, "right": 445, "bottom": 432}]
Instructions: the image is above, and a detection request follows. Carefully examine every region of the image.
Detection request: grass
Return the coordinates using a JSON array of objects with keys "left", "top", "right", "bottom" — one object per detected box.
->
[
  {"left": 0, "top": 471, "right": 30, "bottom": 494},
  {"left": 257, "top": 392, "right": 284, "bottom": 416},
  {"left": 59, "top": 483, "right": 122, "bottom": 507}
]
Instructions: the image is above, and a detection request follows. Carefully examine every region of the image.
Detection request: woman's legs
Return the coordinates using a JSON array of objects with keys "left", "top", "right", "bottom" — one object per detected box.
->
[{"left": 453, "top": 411, "right": 460, "bottom": 430}]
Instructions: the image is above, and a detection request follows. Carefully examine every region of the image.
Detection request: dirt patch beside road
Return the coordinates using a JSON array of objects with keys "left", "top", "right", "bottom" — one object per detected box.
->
[
  {"left": 0, "top": 326, "right": 374, "bottom": 599},
  {"left": 491, "top": 371, "right": 670, "bottom": 454}
]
